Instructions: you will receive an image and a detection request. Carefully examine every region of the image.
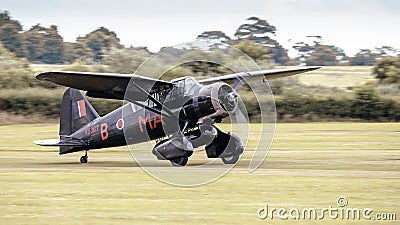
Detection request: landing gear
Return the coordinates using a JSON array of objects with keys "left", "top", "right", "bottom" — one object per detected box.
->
[
  {"left": 170, "top": 156, "right": 188, "bottom": 167},
  {"left": 205, "top": 126, "right": 244, "bottom": 164},
  {"left": 221, "top": 155, "right": 240, "bottom": 164},
  {"left": 152, "top": 134, "right": 193, "bottom": 167},
  {"left": 80, "top": 151, "right": 88, "bottom": 163}
]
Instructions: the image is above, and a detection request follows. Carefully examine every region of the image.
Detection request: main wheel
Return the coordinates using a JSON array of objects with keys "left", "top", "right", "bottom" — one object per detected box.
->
[
  {"left": 170, "top": 156, "right": 188, "bottom": 167},
  {"left": 80, "top": 155, "right": 88, "bottom": 163},
  {"left": 221, "top": 155, "right": 239, "bottom": 164}
]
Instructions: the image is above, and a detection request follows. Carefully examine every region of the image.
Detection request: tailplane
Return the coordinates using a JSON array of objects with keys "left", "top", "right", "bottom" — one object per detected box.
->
[{"left": 34, "top": 88, "right": 99, "bottom": 154}]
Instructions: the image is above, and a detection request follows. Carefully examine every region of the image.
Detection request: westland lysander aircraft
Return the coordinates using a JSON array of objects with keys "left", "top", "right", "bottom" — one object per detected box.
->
[{"left": 35, "top": 66, "right": 319, "bottom": 166}]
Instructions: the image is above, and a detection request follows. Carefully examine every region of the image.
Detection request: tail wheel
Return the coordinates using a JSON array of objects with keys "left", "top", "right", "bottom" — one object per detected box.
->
[
  {"left": 80, "top": 151, "right": 88, "bottom": 163},
  {"left": 170, "top": 156, "right": 188, "bottom": 167},
  {"left": 221, "top": 155, "right": 239, "bottom": 164},
  {"left": 80, "top": 155, "right": 88, "bottom": 163}
]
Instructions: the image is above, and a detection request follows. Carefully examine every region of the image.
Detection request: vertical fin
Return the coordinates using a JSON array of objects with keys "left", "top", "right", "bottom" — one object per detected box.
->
[{"left": 59, "top": 88, "right": 99, "bottom": 137}]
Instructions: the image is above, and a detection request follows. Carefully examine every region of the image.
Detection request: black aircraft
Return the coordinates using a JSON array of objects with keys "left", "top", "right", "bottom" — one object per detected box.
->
[{"left": 35, "top": 67, "right": 319, "bottom": 166}]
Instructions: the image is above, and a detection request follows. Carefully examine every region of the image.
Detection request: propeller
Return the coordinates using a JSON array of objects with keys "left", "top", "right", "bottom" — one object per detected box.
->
[{"left": 124, "top": 40, "right": 277, "bottom": 186}]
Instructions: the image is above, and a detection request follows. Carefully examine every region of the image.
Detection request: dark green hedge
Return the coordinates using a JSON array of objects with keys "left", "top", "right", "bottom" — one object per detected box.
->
[
  {"left": 0, "top": 93, "right": 121, "bottom": 118},
  {"left": 275, "top": 96, "right": 400, "bottom": 122},
  {"left": 0, "top": 89, "right": 399, "bottom": 122}
]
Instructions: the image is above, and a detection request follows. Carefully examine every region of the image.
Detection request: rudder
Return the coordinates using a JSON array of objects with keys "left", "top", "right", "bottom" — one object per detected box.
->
[{"left": 59, "top": 88, "right": 99, "bottom": 137}]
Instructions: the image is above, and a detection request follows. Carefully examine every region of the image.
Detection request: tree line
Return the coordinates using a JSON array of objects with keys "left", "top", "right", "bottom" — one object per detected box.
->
[
  {"left": 0, "top": 11, "right": 126, "bottom": 64},
  {"left": 1, "top": 11, "right": 399, "bottom": 66},
  {"left": 1, "top": 10, "right": 400, "bottom": 122}
]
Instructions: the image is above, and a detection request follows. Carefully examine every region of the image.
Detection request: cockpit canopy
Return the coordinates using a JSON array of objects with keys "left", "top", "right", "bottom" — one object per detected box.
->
[{"left": 171, "top": 76, "right": 202, "bottom": 97}]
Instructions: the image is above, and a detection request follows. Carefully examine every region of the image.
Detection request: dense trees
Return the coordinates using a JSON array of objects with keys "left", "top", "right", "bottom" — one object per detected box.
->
[
  {"left": 76, "top": 27, "right": 123, "bottom": 62},
  {"left": 102, "top": 47, "right": 151, "bottom": 73},
  {"left": 233, "top": 17, "right": 289, "bottom": 65},
  {"left": 349, "top": 47, "right": 399, "bottom": 66},
  {"left": 0, "top": 11, "right": 125, "bottom": 64},
  {"left": 195, "top": 17, "right": 290, "bottom": 65},
  {"left": 349, "top": 49, "right": 379, "bottom": 66},
  {"left": 292, "top": 36, "right": 347, "bottom": 66},
  {"left": 233, "top": 40, "right": 271, "bottom": 61},
  {"left": 197, "top": 31, "right": 230, "bottom": 43},
  {"left": 305, "top": 44, "right": 346, "bottom": 66},
  {"left": 1, "top": 36, "right": 400, "bottom": 121},
  {"left": 234, "top": 17, "right": 276, "bottom": 43},
  {"left": 0, "top": 11, "right": 65, "bottom": 63},
  {"left": 292, "top": 36, "right": 323, "bottom": 58},
  {"left": 1, "top": 10, "right": 398, "bottom": 67},
  {"left": 373, "top": 56, "right": 400, "bottom": 84},
  {"left": 0, "top": 11, "right": 24, "bottom": 57},
  {"left": 22, "top": 25, "right": 64, "bottom": 64},
  {"left": 1, "top": 10, "right": 400, "bottom": 121}
]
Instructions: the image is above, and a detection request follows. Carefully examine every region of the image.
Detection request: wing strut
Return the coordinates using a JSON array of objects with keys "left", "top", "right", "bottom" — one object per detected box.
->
[
  {"left": 106, "top": 82, "right": 184, "bottom": 123},
  {"left": 127, "top": 81, "right": 176, "bottom": 117},
  {"left": 105, "top": 91, "right": 169, "bottom": 118}
]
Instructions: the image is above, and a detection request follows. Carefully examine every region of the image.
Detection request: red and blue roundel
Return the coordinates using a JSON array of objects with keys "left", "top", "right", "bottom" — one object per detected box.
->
[{"left": 116, "top": 119, "right": 124, "bottom": 130}]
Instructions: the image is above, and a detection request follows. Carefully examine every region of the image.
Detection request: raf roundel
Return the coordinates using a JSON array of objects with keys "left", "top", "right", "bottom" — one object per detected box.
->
[{"left": 116, "top": 119, "right": 124, "bottom": 130}]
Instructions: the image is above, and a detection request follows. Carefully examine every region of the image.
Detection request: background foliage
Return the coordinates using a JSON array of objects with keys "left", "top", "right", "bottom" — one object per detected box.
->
[{"left": 0, "top": 11, "right": 399, "bottom": 122}]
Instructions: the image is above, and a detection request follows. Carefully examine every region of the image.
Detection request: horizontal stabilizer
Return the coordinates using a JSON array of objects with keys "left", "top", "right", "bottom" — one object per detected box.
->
[{"left": 34, "top": 139, "right": 86, "bottom": 147}]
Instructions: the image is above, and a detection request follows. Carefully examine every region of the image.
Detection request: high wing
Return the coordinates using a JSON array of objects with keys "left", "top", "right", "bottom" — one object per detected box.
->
[
  {"left": 36, "top": 71, "right": 173, "bottom": 101},
  {"left": 37, "top": 67, "right": 319, "bottom": 100},
  {"left": 198, "top": 67, "right": 320, "bottom": 85}
]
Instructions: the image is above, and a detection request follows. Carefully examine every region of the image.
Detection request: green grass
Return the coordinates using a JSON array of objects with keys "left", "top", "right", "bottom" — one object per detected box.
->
[
  {"left": 30, "top": 64, "right": 69, "bottom": 73},
  {"left": 296, "top": 66, "right": 374, "bottom": 89},
  {"left": 0, "top": 123, "right": 399, "bottom": 224}
]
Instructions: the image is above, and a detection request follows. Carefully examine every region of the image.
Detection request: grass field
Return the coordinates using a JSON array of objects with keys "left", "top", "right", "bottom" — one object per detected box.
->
[
  {"left": 294, "top": 66, "right": 374, "bottom": 89},
  {"left": 0, "top": 123, "right": 399, "bottom": 224}
]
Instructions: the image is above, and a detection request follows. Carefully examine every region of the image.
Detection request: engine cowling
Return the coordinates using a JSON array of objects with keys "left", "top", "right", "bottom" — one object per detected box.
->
[
  {"left": 198, "top": 82, "right": 239, "bottom": 115},
  {"left": 180, "top": 82, "right": 239, "bottom": 123}
]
